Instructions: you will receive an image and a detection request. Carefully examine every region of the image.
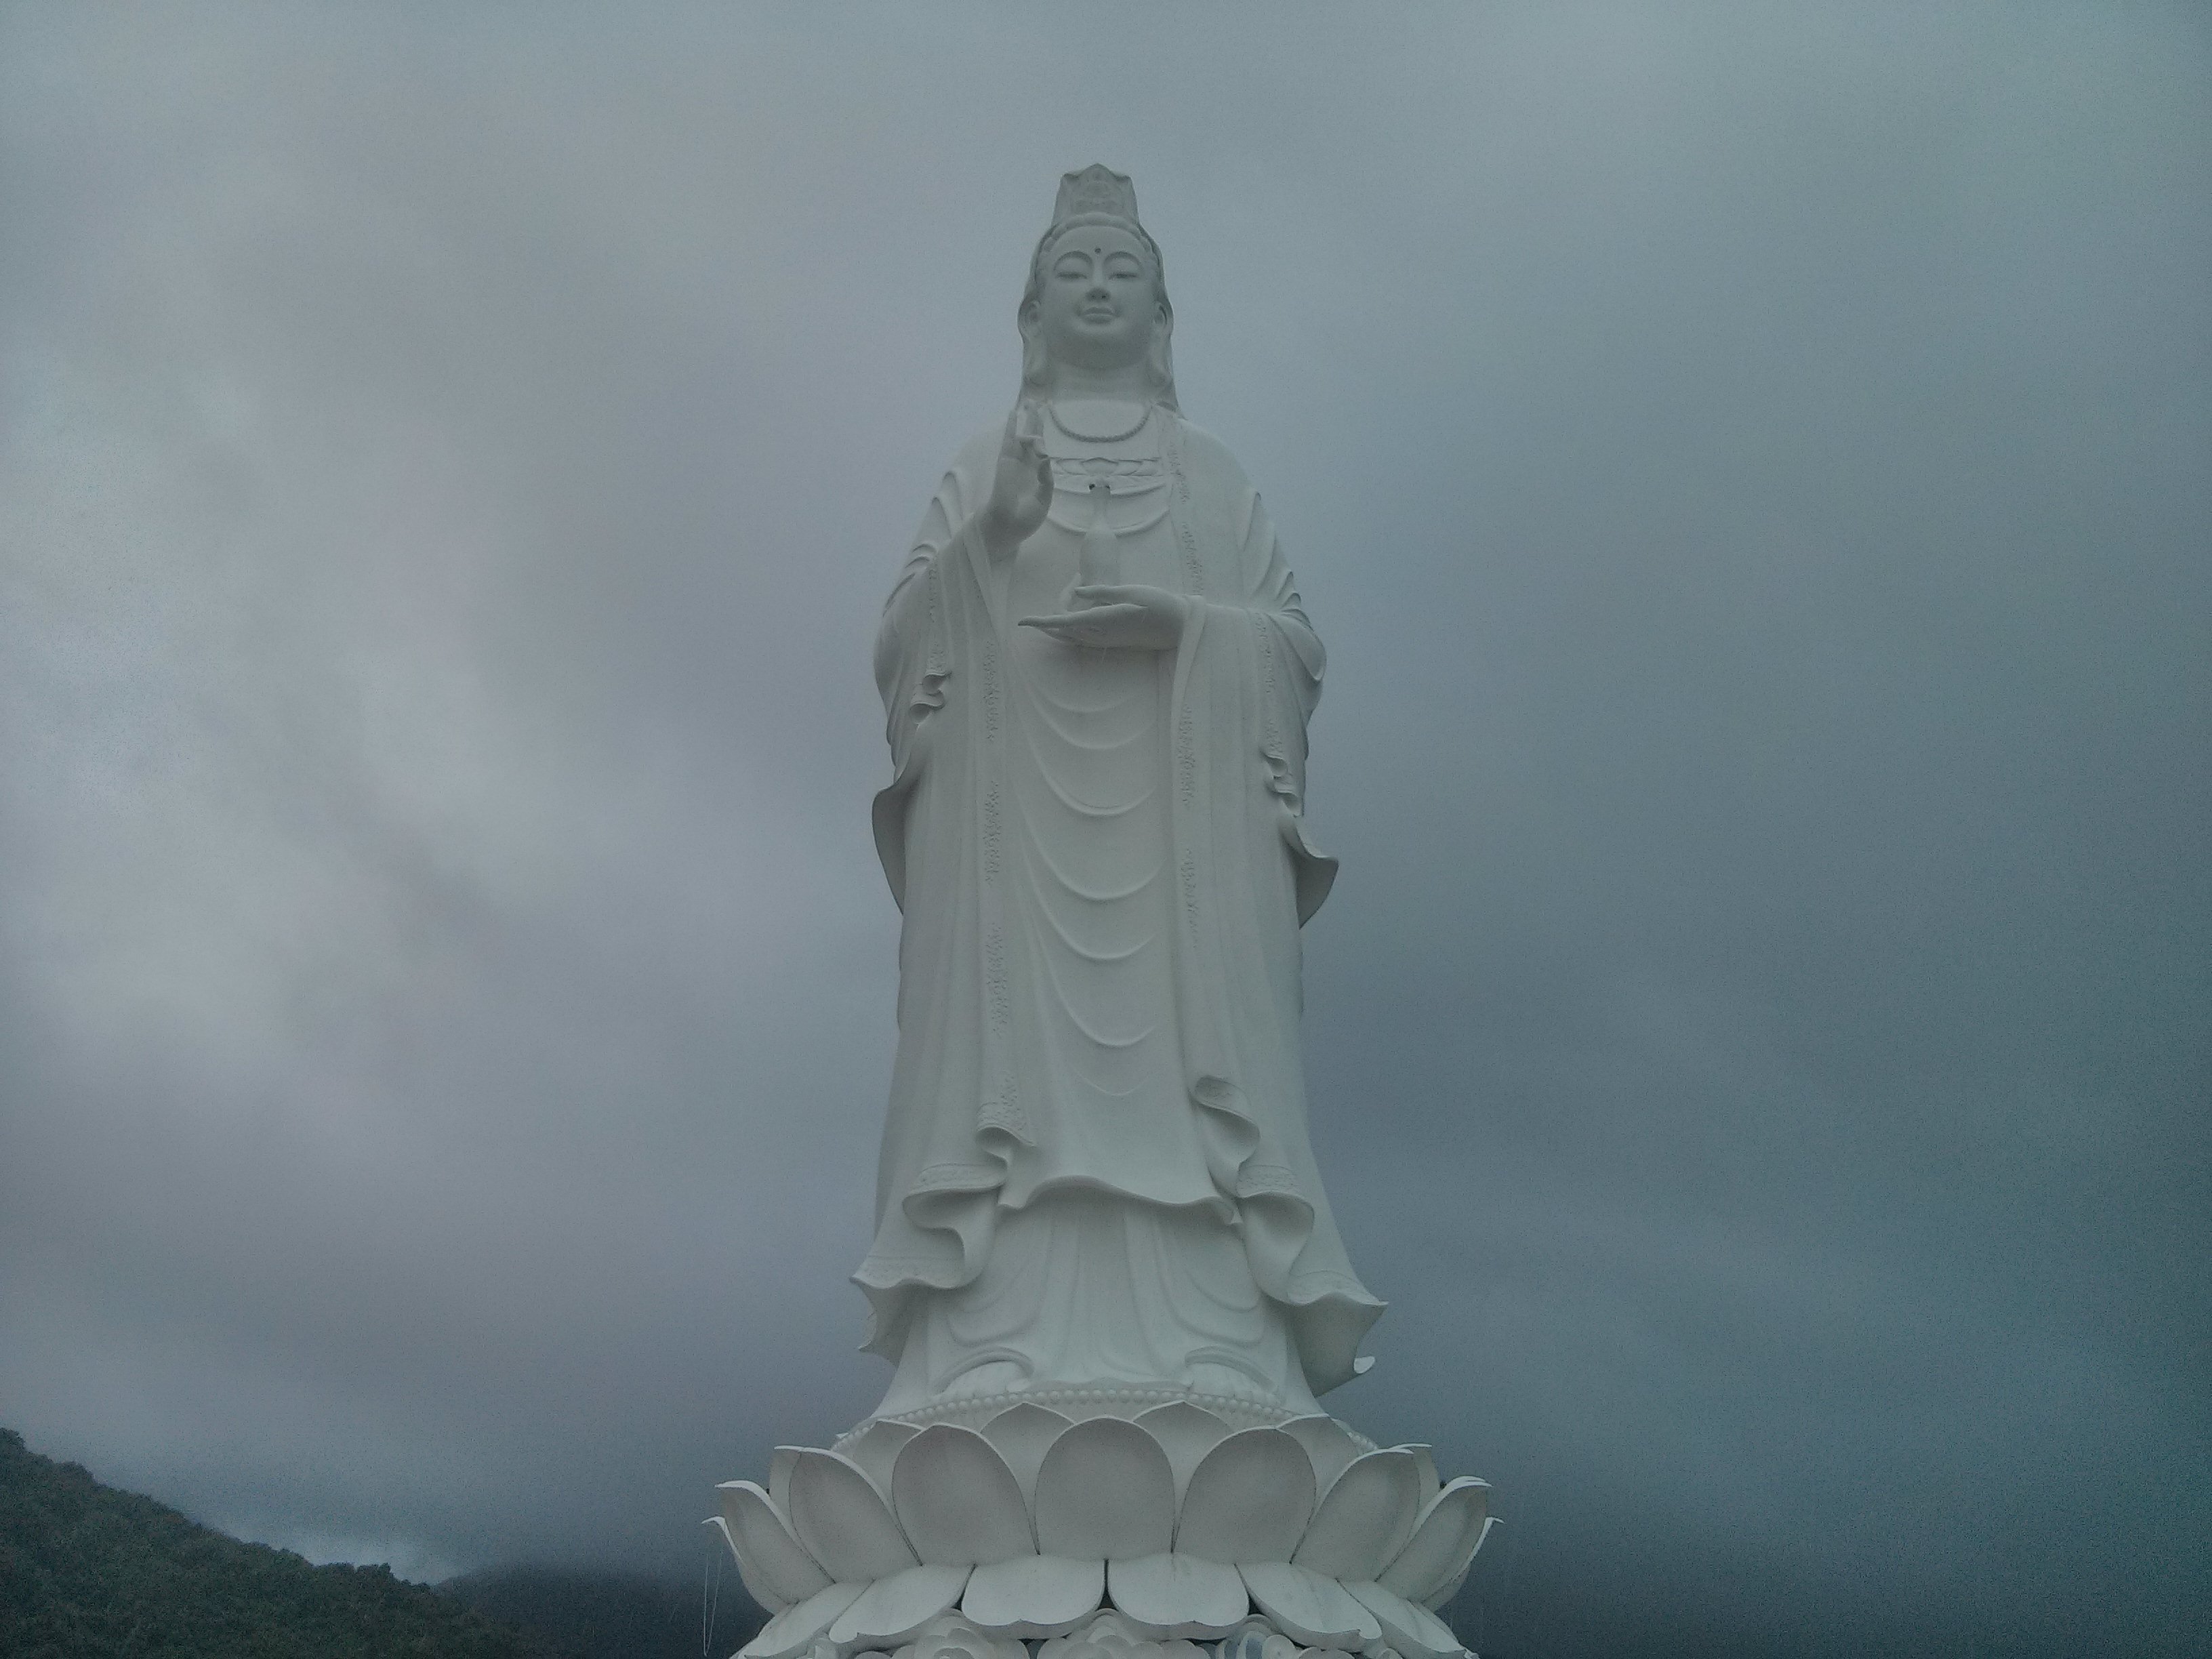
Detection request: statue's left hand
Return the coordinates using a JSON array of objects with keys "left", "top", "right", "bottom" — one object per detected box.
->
[{"left": 1019, "top": 584, "right": 1191, "bottom": 651}]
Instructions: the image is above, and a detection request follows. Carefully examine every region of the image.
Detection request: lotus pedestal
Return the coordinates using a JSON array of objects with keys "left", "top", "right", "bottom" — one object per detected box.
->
[{"left": 710, "top": 1397, "right": 1494, "bottom": 1659}]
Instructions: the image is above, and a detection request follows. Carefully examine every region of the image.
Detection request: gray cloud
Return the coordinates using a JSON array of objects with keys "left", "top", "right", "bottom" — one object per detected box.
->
[{"left": 2, "top": 5, "right": 2205, "bottom": 1656}]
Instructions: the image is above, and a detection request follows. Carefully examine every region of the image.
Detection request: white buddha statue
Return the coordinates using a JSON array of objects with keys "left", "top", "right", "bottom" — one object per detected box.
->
[{"left": 858, "top": 167, "right": 1383, "bottom": 1425}]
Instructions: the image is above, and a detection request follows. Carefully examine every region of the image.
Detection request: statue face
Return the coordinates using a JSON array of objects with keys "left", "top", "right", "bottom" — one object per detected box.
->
[{"left": 1031, "top": 224, "right": 1162, "bottom": 373}]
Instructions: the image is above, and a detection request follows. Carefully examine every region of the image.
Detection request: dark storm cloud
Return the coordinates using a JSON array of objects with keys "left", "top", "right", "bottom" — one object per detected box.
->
[{"left": 1, "top": 5, "right": 2205, "bottom": 1656}]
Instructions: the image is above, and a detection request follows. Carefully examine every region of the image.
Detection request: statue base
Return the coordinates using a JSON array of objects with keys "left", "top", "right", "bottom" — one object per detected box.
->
[{"left": 710, "top": 1393, "right": 1493, "bottom": 1659}]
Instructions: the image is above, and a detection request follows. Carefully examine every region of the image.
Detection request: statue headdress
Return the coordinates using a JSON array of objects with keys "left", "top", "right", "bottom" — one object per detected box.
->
[
  {"left": 1020, "top": 165, "right": 1178, "bottom": 411},
  {"left": 1054, "top": 163, "right": 1141, "bottom": 226}
]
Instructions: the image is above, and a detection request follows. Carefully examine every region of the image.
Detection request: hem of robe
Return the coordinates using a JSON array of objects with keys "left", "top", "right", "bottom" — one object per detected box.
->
[{"left": 853, "top": 1170, "right": 1386, "bottom": 1399}]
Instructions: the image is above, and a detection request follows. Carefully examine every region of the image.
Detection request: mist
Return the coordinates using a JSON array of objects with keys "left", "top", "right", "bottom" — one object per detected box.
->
[{"left": 2, "top": 5, "right": 2205, "bottom": 1655}]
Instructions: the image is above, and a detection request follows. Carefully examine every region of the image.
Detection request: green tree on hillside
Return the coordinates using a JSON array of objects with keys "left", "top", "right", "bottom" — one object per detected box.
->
[{"left": 0, "top": 1428, "right": 569, "bottom": 1659}]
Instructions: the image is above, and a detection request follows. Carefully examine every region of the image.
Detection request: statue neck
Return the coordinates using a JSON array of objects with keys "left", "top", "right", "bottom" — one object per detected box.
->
[{"left": 1042, "top": 361, "right": 1155, "bottom": 403}]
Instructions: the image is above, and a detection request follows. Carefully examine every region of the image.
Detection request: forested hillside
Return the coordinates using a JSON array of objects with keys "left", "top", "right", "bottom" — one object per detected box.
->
[{"left": 0, "top": 1427, "right": 567, "bottom": 1659}]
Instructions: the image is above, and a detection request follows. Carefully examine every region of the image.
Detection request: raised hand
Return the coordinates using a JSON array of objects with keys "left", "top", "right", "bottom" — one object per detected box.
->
[
  {"left": 979, "top": 402, "right": 1054, "bottom": 560},
  {"left": 1019, "top": 583, "right": 1191, "bottom": 652}
]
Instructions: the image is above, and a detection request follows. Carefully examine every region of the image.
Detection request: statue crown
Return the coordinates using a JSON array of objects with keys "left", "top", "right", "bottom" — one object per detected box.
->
[{"left": 1052, "top": 164, "right": 1141, "bottom": 229}]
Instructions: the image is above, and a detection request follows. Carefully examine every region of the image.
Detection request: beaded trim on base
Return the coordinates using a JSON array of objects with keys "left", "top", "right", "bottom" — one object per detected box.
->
[{"left": 836, "top": 1384, "right": 1378, "bottom": 1452}]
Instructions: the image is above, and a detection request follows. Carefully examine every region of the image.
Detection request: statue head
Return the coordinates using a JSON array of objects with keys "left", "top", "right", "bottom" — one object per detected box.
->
[{"left": 1019, "top": 166, "right": 1178, "bottom": 408}]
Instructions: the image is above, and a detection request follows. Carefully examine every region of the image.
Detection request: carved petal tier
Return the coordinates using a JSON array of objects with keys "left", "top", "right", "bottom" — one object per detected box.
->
[{"left": 712, "top": 1404, "right": 1491, "bottom": 1659}]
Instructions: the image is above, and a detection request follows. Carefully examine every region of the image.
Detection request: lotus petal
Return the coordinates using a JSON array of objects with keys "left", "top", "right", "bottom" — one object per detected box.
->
[
  {"left": 1397, "top": 1445, "right": 1441, "bottom": 1506},
  {"left": 1133, "top": 1402, "right": 1230, "bottom": 1499},
  {"left": 1343, "top": 1580, "right": 1465, "bottom": 1659},
  {"left": 1418, "top": 1516, "right": 1495, "bottom": 1612},
  {"left": 1174, "top": 1429, "right": 1316, "bottom": 1565},
  {"left": 1236, "top": 1563, "right": 1380, "bottom": 1650},
  {"left": 787, "top": 1448, "right": 920, "bottom": 1582},
  {"left": 962, "top": 1555, "right": 1105, "bottom": 1637},
  {"left": 981, "top": 1403, "right": 1074, "bottom": 1500},
  {"left": 1277, "top": 1416, "right": 1361, "bottom": 1497},
  {"left": 828, "top": 1562, "right": 973, "bottom": 1646},
  {"left": 892, "top": 1425, "right": 1035, "bottom": 1565},
  {"left": 703, "top": 1517, "right": 762, "bottom": 1609},
  {"left": 716, "top": 1482, "right": 834, "bottom": 1609},
  {"left": 768, "top": 1448, "right": 804, "bottom": 1516},
  {"left": 844, "top": 1420, "right": 922, "bottom": 1499},
  {"left": 1422, "top": 1567, "right": 1467, "bottom": 1615},
  {"left": 1290, "top": 1449, "right": 1422, "bottom": 1582},
  {"left": 1377, "top": 1478, "right": 1490, "bottom": 1605},
  {"left": 1107, "top": 1552, "right": 1249, "bottom": 1636},
  {"left": 741, "top": 1579, "right": 868, "bottom": 1659},
  {"left": 1033, "top": 1416, "right": 1176, "bottom": 1561}
]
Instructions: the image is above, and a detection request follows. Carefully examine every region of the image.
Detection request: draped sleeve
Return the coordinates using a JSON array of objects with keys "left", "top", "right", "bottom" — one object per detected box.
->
[
  {"left": 1179, "top": 425, "right": 1338, "bottom": 924},
  {"left": 870, "top": 428, "right": 1000, "bottom": 910}
]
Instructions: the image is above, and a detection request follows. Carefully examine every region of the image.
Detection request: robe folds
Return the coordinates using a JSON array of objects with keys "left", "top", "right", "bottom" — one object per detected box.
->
[{"left": 858, "top": 410, "right": 1384, "bottom": 1413}]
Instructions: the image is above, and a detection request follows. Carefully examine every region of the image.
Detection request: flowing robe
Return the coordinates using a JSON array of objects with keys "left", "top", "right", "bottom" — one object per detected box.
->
[{"left": 859, "top": 409, "right": 1383, "bottom": 1418}]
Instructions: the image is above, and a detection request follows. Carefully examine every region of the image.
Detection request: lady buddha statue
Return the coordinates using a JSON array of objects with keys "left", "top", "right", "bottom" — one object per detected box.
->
[{"left": 858, "top": 167, "right": 1384, "bottom": 1426}]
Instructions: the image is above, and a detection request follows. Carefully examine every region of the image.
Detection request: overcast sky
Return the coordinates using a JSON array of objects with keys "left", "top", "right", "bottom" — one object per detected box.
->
[{"left": 2, "top": 5, "right": 2206, "bottom": 1657}]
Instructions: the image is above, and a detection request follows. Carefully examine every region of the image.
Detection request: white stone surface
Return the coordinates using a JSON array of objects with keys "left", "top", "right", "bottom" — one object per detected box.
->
[
  {"left": 1105, "top": 1553, "right": 1250, "bottom": 1637},
  {"left": 893, "top": 1425, "right": 1037, "bottom": 1565},
  {"left": 716, "top": 1481, "right": 833, "bottom": 1607},
  {"left": 1038, "top": 1610, "right": 1210, "bottom": 1659},
  {"left": 1288, "top": 1448, "right": 1423, "bottom": 1582},
  {"left": 888, "top": 1610, "right": 1029, "bottom": 1659},
  {"left": 960, "top": 1556, "right": 1105, "bottom": 1638},
  {"left": 1274, "top": 1419, "right": 1360, "bottom": 1498},
  {"left": 1172, "top": 1430, "right": 1314, "bottom": 1565},
  {"left": 741, "top": 1580, "right": 869, "bottom": 1659},
  {"left": 788, "top": 1450, "right": 920, "bottom": 1582},
  {"left": 977, "top": 1403, "right": 1072, "bottom": 1498},
  {"left": 1132, "top": 1401, "right": 1231, "bottom": 1502},
  {"left": 726, "top": 1402, "right": 1488, "bottom": 1654},
  {"left": 1376, "top": 1480, "right": 1492, "bottom": 1607},
  {"left": 830, "top": 1564, "right": 976, "bottom": 1647},
  {"left": 857, "top": 165, "right": 1381, "bottom": 1420},
  {"left": 714, "top": 167, "right": 1493, "bottom": 1659},
  {"left": 1234, "top": 1564, "right": 1378, "bottom": 1650},
  {"left": 1342, "top": 1580, "right": 1465, "bottom": 1659},
  {"left": 1032, "top": 1418, "right": 1176, "bottom": 1560},
  {"left": 846, "top": 1420, "right": 923, "bottom": 1499}
]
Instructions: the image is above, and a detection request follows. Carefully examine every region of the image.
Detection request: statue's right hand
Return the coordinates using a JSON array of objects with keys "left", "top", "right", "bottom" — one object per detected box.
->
[{"left": 979, "top": 403, "right": 1053, "bottom": 558}]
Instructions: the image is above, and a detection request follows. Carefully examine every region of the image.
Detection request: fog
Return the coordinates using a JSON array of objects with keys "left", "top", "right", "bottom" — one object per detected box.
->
[{"left": 2, "top": 5, "right": 2205, "bottom": 1655}]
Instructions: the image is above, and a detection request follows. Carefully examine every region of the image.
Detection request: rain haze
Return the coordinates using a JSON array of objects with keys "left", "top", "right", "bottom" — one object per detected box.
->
[{"left": 2, "top": 5, "right": 2206, "bottom": 1656}]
